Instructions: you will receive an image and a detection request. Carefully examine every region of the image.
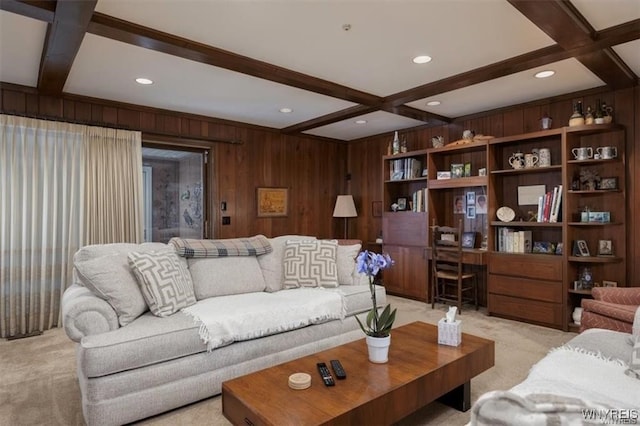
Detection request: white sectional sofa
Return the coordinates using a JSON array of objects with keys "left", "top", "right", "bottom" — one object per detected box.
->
[
  {"left": 62, "top": 235, "right": 384, "bottom": 426},
  {"left": 471, "top": 310, "right": 640, "bottom": 425}
]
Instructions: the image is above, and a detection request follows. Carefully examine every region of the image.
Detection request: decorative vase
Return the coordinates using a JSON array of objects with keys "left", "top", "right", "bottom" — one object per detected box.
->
[{"left": 366, "top": 335, "right": 391, "bottom": 363}]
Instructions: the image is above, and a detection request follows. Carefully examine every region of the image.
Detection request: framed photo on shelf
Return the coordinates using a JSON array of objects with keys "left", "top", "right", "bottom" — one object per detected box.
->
[
  {"left": 397, "top": 197, "right": 408, "bottom": 211},
  {"left": 453, "top": 196, "right": 465, "bottom": 214},
  {"left": 597, "top": 239, "right": 613, "bottom": 256},
  {"left": 602, "top": 280, "right": 618, "bottom": 287},
  {"left": 573, "top": 240, "right": 590, "bottom": 256},
  {"left": 466, "top": 191, "right": 475, "bottom": 206},
  {"left": 466, "top": 205, "right": 476, "bottom": 219},
  {"left": 464, "top": 162, "right": 472, "bottom": 177},
  {"left": 450, "top": 163, "right": 464, "bottom": 179},
  {"left": 461, "top": 232, "right": 476, "bottom": 248}
]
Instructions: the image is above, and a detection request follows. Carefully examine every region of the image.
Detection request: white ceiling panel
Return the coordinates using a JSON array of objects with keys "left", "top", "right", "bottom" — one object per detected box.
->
[
  {"left": 572, "top": 0, "right": 640, "bottom": 30},
  {"left": 0, "top": 11, "right": 47, "bottom": 87},
  {"left": 304, "top": 110, "right": 424, "bottom": 141},
  {"left": 65, "top": 34, "right": 355, "bottom": 129},
  {"left": 613, "top": 40, "right": 640, "bottom": 79},
  {"left": 94, "top": 0, "right": 555, "bottom": 96},
  {"left": 407, "top": 58, "right": 604, "bottom": 119}
]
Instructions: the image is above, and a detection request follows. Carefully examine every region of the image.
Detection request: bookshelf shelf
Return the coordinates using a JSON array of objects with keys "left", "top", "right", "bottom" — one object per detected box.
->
[{"left": 487, "top": 124, "right": 625, "bottom": 331}]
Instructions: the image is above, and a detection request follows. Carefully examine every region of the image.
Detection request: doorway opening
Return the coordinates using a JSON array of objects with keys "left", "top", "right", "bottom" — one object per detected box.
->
[{"left": 141, "top": 146, "right": 208, "bottom": 243}]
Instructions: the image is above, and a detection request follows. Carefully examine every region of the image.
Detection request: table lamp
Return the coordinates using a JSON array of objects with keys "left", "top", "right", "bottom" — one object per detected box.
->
[{"left": 333, "top": 195, "right": 357, "bottom": 239}]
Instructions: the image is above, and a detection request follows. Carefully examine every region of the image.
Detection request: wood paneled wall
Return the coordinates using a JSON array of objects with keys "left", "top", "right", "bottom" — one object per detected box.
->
[
  {"left": 348, "top": 86, "right": 638, "bottom": 286},
  {"left": 1, "top": 82, "right": 637, "bottom": 283},
  {"left": 0, "top": 83, "right": 348, "bottom": 240}
]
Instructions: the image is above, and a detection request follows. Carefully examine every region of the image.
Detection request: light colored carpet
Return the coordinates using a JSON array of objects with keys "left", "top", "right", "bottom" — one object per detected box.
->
[{"left": 0, "top": 296, "right": 577, "bottom": 426}]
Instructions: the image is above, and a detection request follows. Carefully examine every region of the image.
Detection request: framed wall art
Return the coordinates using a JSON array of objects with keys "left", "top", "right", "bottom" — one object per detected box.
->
[{"left": 257, "top": 187, "right": 289, "bottom": 217}]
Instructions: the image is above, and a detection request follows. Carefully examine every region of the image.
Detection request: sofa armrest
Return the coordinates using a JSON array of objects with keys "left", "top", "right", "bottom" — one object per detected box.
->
[
  {"left": 62, "top": 283, "right": 119, "bottom": 342},
  {"left": 592, "top": 287, "right": 640, "bottom": 305}
]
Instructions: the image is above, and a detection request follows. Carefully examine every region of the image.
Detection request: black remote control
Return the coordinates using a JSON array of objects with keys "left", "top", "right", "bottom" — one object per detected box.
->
[
  {"left": 330, "top": 359, "right": 346, "bottom": 379},
  {"left": 317, "top": 362, "right": 335, "bottom": 386}
]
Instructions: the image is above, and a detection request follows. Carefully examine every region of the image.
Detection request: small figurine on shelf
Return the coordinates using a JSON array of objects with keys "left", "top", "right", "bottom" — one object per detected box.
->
[
  {"left": 540, "top": 113, "right": 552, "bottom": 129},
  {"left": 602, "top": 101, "right": 613, "bottom": 123},
  {"left": 400, "top": 137, "right": 407, "bottom": 153},
  {"left": 584, "top": 106, "right": 594, "bottom": 125},
  {"left": 580, "top": 168, "right": 600, "bottom": 191},
  {"left": 594, "top": 99, "right": 605, "bottom": 124}
]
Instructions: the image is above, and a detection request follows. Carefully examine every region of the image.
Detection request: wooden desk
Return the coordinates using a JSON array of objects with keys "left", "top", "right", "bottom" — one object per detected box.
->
[{"left": 425, "top": 247, "right": 487, "bottom": 265}]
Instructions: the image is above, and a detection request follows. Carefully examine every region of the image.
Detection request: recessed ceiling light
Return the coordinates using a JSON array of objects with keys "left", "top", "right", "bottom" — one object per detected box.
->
[
  {"left": 279, "top": 107, "right": 293, "bottom": 113},
  {"left": 355, "top": 119, "right": 367, "bottom": 124},
  {"left": 412, "top": 55, "right": 432, "bottom": 64},
  {"left": 135, "top": 77, "right": 153, "bottom": 85},
  {"left": 535, "top": 70, "right": 555, "bottom": 79},
  {"left": 426, "top": 100, "right": 441, "bottom": 106}
]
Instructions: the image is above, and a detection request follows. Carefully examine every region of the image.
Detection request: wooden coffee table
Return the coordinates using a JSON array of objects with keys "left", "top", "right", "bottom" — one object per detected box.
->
[{"left": 222, "top": 321, "right": 494, "bottom": 425}]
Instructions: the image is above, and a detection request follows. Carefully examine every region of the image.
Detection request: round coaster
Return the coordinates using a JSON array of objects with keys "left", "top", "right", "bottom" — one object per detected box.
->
[{"left": 288, "top": 373, "right": 311, "bottom": 390}]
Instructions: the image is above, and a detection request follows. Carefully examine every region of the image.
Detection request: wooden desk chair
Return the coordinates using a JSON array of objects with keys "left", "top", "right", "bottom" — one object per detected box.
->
[{"left": 430, "top": 221, "right": 478, "bottom": 312}]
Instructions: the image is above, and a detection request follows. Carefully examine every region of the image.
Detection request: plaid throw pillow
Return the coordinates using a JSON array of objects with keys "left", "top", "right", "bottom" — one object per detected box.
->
[{"left": 169, "top": 235, "right": 272, "bottom": 258}]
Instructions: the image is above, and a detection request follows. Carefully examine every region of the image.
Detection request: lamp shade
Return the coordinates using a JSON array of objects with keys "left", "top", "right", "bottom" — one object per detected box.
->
[{"left": 333, "top": 195, "right": 357, "bottom": 218}]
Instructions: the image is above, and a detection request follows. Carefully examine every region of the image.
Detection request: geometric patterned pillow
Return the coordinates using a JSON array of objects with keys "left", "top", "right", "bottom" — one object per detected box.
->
[
  {"left": 128, "top": 249, "right": 196, "bottom": 317},
  {"left": 626, "top": 335, "right": 640, "bottom": 380},
  {"left": 283, "top": 240, "right": 338, "bottom": 289}
]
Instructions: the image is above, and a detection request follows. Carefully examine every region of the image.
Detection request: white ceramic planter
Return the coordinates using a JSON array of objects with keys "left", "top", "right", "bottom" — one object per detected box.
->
[{"left": 366, "top": 335, "right": 391, "bottom": 364}]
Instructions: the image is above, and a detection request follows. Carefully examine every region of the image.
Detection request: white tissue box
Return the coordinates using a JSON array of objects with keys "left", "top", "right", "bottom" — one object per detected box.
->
[{"left": 438, "top": 318, "right": 461, "bottom": 346}]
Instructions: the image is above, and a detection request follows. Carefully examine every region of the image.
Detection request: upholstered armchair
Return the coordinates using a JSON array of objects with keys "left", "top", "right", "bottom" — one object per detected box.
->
[{"left": 580, "top": 287, "right": 640, "bottom": 333}]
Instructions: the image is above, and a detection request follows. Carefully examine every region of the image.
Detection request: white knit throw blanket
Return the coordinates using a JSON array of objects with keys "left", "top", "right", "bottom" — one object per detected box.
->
[{"left": 182, "top": 288, "right": 346, "bottom": 351}]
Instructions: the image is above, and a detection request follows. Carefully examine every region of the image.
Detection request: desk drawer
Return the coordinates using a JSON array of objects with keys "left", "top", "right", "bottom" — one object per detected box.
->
[
  {"left": 488, "top": 253, "right": 562, "bottom": 281},
  {"left": 488, "top": 274, "right": 562, "bottom": 303},
  {"left": 488, "top": 294, "right": 562, "bottom": 327}
]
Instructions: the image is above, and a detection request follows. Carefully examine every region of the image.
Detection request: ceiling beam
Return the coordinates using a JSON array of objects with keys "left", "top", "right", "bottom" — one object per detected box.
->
[
  {"left": 37, "top": 0, "right": 97, "bottom": 94},
  {"left": 0, "top": 0, "right": 55, "bottom": 22},
  {"left": 281, "top": 105, "right": 378, "bottom": 134},
  {"left": 508, "top": 0, "right": 636, "bottom": 88},
  {"left": 380, "top": 104, "right": 451, "bottom": 125},
  {"left": 86, "top": 12, "right": 383, "bottom": 107}
]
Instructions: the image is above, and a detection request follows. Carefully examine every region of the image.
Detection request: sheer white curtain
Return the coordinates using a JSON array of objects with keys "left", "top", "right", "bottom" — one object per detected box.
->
[
  {"left": 0, "top": 115, "right": 143, "bottom": 338},
  {"left": 0, "top": 115, "right": 84, "bottom": 338}
]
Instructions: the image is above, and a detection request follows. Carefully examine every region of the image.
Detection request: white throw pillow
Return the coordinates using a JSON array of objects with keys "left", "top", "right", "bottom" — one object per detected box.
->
[
  {"left": 283, "top": 240, "right": 339, "bottom": 288},
  {"left": 128, "top": 249, "right": 196, "bottom": 317},
  {"left": 336, "top": 243, "right": 361, "bottom": 285},
  {"left": 258, "top": 235, "right": 317, "bottom": 292},
  {"left": 74, "top": 253, "right": 149, "bottom": 326},
  {"left": 188, "top": 256, "right": 266, "bottom": 299},
  {"left": 626, "top": 335, "right": 640, "bottom": 380}
]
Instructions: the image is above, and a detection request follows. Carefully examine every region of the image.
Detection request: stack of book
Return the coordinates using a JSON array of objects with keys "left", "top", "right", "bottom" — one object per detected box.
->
[
  {"left": 411, "top": 188, "right": 428, "bottom": 212},
  {"left": 389, "top": 158, "right": 422, "bottom": 180},
  {"left": 496, "top": 229, "right": 532, "bottom": 253},
  {"left": 537, "top": 185, "right": 562, "bottom": 222}
]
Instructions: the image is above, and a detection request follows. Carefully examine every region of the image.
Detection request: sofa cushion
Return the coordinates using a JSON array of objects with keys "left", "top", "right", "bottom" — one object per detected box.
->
[
  {"left": 581, "top": 299, "right": 637, "bottom": 323},
  {"left": 283, "top": 240, "right": 338, "bottom": 288},
  {"left": 128, "top": 249, "right": 196, "bottom": 317},
  {"left": 258, "top": 235, "right": 317, "bottom": 292},
  {"left": 336, "top": 243, "right": 361, "bottom": 285},
  {"left": 169, "top": 235, "right": 272, "bottom": 258},
  {"left": 188, "top": 256, "right": 266, "bottom": 299},
  {"left": 327, "top": 284, "right": 387, "bottom": 316},
  {"left": 73, "top": 242, "right": 167, "bottom": 326}
]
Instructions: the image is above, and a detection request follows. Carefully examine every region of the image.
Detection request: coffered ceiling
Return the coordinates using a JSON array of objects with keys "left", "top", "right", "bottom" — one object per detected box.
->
[{"left": 1, "top": 0, "right": 638, "bottom": 141}]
